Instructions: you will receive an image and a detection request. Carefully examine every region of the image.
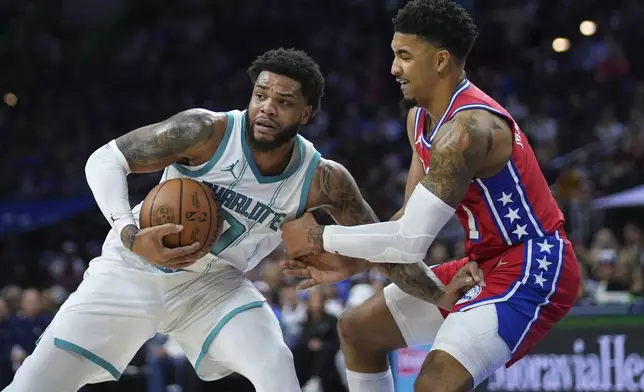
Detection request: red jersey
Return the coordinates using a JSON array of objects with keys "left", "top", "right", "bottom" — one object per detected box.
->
[{"left": 413, "top": 78, "right": 565, "bottom": 261}]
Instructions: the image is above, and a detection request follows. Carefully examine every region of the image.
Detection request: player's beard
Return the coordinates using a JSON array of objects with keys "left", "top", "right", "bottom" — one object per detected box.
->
[{"left": 245, "top": 111, "right": 300, "bottom": 152}]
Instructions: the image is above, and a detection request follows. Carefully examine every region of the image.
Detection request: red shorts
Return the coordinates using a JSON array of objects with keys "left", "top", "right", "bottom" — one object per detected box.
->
[{"left": 430, "top": 231, "right": 580, "bottom": 366}]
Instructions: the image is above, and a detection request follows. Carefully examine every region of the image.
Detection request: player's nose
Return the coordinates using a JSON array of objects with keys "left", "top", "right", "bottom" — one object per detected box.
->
[
  {"left": 391, "top": 60, "right": 402, "bottom": 76},
  {"left": 259, "top": 100, "right": 277, "bottom": 116}
]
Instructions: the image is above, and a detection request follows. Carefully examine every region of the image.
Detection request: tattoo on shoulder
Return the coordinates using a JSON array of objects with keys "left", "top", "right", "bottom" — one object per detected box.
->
[
  {"left": 116, "top": 109, "right": 217, "bottom": 171},
  {"left": 311, "top": 159, "right": 378, "bottom": 226},
  {"left": 420, "top": 110, "right": 509, "bottom": 208}
]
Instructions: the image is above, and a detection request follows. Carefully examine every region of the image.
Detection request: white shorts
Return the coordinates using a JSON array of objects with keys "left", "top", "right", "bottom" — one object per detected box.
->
[
  {"left": 384, "top": 283, "right": 512, "bottom": 387},
  {"left": 34, "top": 246, "right": 278, "bottom": 384}
]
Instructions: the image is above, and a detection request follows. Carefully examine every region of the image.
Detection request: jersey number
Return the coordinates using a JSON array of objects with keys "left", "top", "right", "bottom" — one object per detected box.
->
[
  {"left": 462, "top": 206, "right": 480, "bottom": 241},
  {"left": 211, "top": 210, "right": 246, "bottom": 255}
]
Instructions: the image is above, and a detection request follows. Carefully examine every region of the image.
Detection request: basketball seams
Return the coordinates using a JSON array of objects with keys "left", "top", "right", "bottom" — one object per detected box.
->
[
  {"left": 199, "top": 182, "right": 216, "bottom": 253},
  {"left": 147, "top": 180, "right": 171, "bottom": 228}
]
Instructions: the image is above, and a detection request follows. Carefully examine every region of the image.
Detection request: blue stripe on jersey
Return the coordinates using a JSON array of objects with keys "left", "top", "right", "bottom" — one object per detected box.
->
[
  {"left": 296, "top": 151, "right": 322, "bottom": 218},
  {"left": 172, "top": 111, "right": 235, "bottom": 177},
  {"left": 475, "top": 178, "right": 513, "bottom": 245},
  {"left": 459, "top": 233, "right": 565, "bottom": 354},
  {"left": 476, "top": 160, "right": 545, "bottom": 244},
  {"left": 507, "top": 160, "right": 546, "bottom": 236},
  {"left": 459, "top": 237, "right": 533, "bottom": 312}
]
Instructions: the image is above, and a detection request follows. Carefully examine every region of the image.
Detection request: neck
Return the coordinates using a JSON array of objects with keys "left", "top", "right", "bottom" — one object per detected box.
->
[
  {"left": 418, "top": 70, "right": 466, "bottom": 124},
  {"left": 251, "top": 139, "right": 296, "bottom": 176}
]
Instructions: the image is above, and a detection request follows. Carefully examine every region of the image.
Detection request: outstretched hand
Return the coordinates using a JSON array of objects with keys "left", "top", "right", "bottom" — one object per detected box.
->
[{"left": 280, "top": 252, "right": 364, "bottom": 290}]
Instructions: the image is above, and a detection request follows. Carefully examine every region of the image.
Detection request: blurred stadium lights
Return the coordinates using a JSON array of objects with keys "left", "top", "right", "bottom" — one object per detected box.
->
[
  {"left": 552, "top": 38, "right": 571, "bottom": 53},
  {"left": 580, "top": 20, "right": 597, "bottom": 36},
  {"left": 3, "top": 92, "right": 17, "bottom": 107}
]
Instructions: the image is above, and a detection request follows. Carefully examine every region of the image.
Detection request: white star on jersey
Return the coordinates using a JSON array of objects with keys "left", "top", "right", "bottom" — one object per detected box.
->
[
  {"left": 536, "top": 256, "right": 552, "bottom": 271},
  {"left": 498, "top": 192, "right": 513, "bottom": 206},
  {"left": 533, "top": 271, "right": 547, "bottom": 288},
  {"left": 537, "top": 239, "right": 554, "bottom": 254},
  {"left": 513, "top": 224, "right": 528, "bottom": 239},
  {"left": 505, "top": 208, "right": 520, "bottom": 223}
]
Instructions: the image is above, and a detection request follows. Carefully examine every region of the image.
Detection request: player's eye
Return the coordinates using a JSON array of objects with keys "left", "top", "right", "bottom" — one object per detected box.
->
[
  {"left": 280, "top": 100, "right": 292, "bottom": 106},
  {"left": 255, "top": 93, "right": 265, "bottom": 100}
]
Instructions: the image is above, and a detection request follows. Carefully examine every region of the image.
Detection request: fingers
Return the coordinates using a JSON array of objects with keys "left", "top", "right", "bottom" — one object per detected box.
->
[
  {"left": 477, "top": 269, "right": 486, "bottom": 287},
  {"left": 163, "top": 249, "right": 207, "bottom": 266},
  {"left": 161, "top": 242, "right": 201, "bottom": 260},
  {"left": 297, "top": 279, "right": 319, "bottom": 290},
  {"left": 282, "top": 268, "right": 312, "bottom": 279},
  {"left": 153, "top": 223, "right": 185, "bottom": 236},
  {"left": 465, "top": 261, "right": 486, "bottom": 287},
  {"left": 279, "top": 260, "right": 307, "bottom": 270}
]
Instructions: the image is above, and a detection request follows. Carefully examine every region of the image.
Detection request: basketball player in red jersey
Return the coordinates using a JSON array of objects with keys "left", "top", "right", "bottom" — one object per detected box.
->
[{"left": 280, "top": 1, "right": 581, "bottom": 391}]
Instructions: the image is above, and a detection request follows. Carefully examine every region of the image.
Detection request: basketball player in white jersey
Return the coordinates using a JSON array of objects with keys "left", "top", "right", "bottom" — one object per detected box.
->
[{"left": 5, "top": 47, "right": 477, "bottom": 392}]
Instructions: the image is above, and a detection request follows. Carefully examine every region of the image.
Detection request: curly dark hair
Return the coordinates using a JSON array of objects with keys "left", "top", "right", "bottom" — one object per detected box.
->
[
  {"left": 247, "top": 48, "right": 325, "bottom": 115},
  {"left": 393, "top": 0, "right": 478, "bottom": 63}
]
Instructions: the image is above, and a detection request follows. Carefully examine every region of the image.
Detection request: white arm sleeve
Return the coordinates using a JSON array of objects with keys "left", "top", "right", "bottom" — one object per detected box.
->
[
  {"left": 85, "top": 140, "right": 136, "bottom": 237},
  {"left": 322, "top": 183, "right": 455, "bottom": 263}
]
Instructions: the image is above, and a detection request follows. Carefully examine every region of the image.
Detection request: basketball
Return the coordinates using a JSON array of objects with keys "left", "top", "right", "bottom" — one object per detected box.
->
[{"left": 139, "top": 178, "right": 222, "bottom": 251}]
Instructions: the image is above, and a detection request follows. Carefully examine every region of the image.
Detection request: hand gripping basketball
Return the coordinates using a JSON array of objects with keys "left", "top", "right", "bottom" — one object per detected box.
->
[{"left": 131, "top": 223, "right": 208, "bottom": 269}]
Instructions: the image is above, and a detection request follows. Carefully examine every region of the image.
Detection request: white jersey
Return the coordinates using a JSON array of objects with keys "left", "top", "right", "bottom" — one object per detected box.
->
[{"left": 106, "top": 109, "right": 321, "bottom": 274}]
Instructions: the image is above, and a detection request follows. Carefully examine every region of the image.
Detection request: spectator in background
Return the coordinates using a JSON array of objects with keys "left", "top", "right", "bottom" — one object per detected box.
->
[
  {"left": 10, "top": 289, "right": 53, "bottom": 358},
  {"left": 280, "top": 280, "right": 307, "bottom": 349},
  {"left": 294, "top": 288, "right": 345, "bottom": 392},
  {"left": 145, "top": 334, "right": 188, "bottom": 392},
  {"left": 1, "top": 287, "right": 22, "bottom": 315},
  {"left": 0, "top": 297, "right": 16, "bottom": 388}
]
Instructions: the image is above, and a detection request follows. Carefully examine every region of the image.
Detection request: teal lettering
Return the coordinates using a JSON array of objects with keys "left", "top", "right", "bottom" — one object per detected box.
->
[
  {"left": 248, "top": 203, "right": 268, "bottom": 221},
  {"left": 210, "top": 184, "right": 226, "bottom": 199},
  {"left": 239, "top": 198, "right": 252, "bottom": 217},
  {"left": 220, "top": 189, "right": 236, "bottom": 208},
  {"left": 269, "top": 212, "right": 286, "bottom": 231},
  {"left": 258, "top": 206, "right": 273, "bottom": 224},
  {"left": 230, "top": 193, "right": 248, "bottom": 214}
]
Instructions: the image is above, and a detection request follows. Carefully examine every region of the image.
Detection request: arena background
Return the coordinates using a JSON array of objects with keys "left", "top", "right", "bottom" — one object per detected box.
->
[{"left": 1, "top": 0, "right": 643, "bottom": 391}]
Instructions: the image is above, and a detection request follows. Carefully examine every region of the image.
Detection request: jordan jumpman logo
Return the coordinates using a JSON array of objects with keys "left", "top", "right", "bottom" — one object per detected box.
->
[{"left": 221, "top": 159, "right": 240, "bottom": 179}]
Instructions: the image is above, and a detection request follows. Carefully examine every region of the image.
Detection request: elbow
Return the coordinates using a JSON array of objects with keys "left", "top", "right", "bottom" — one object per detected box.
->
[{"left": 84, "top": 147, "right": 100, "bottom": 181}]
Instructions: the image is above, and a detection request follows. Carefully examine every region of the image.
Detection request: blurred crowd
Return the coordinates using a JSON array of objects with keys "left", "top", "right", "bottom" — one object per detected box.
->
[{"left": 1, "top": 0, "right": 644, "bottom": 390}]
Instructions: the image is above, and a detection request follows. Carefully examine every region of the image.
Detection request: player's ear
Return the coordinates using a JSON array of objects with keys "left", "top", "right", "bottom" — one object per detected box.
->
[
  {"left": 301, "top": 106, "right": 313, "bottom": 125},
  {"left": 435, "top": 49, "right": 450, "bottom": 74}
]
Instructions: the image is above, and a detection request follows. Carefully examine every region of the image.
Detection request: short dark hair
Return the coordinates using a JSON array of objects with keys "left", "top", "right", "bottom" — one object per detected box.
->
[
  {"left": 247, "top": 48, "right": 325, "bottom": 115},
  {"left": 393, "top": 0, "right": 478, "bottom": 63}
]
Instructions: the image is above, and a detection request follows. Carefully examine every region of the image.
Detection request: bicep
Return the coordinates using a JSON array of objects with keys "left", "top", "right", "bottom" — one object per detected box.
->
[{"left": 115, "top": 109, "right": 220, "bottom": 173}]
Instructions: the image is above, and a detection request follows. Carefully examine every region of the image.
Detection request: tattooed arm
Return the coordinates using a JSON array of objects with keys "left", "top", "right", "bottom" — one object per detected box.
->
[
  {"left": 286, "top": 109, "right": 512, "bottom": 264},
  {"left": 85, "top": 109, "right": 227, "bottom": 246},
  {"left": 295, "top": 158, "right": 448, "bottom": 303}
]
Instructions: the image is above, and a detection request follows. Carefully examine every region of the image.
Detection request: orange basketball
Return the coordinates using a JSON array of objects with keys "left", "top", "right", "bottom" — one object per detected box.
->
[{"left": 139, "top": 178, "right": 221, "bottom": 251}]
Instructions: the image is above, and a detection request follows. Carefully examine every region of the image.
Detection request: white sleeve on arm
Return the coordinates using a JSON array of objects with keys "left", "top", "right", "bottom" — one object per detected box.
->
[
  {"left": 322, "top": 183, "right": 455, "bottom": 263},
  {"left": 85, "top": 140, "right": 136, "bottom": 236}
]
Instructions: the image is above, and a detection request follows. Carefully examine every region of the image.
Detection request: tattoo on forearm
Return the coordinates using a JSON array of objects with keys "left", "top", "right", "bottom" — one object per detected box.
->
[
  {"left": 116, "top": 110, "right": 215, "bottom": 171},
  {"left": 312, "top": 159, "right": 447, "bottom": 300},
  {"left": 120, "top": 224, "right": 140, "bottom": 250},
  {"left": 420, "top": 111, "right": 507, "bottom": 208},
  {"left": 375, "top": 262, "right": 445, "bottom": 303}
]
